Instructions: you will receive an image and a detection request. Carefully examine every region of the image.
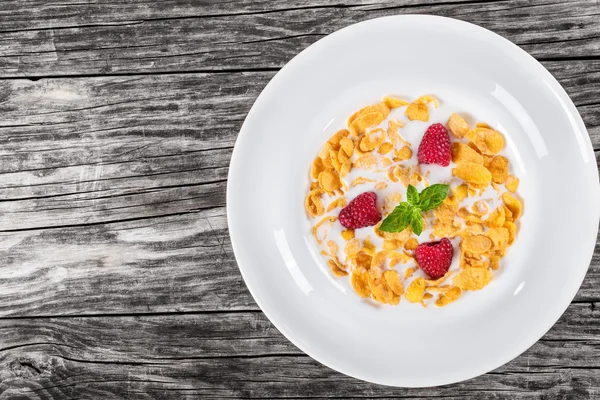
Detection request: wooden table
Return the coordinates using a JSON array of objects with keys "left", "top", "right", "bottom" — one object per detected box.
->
[{"left": 0, "top": 1, "right": 598, "bottom": 398}]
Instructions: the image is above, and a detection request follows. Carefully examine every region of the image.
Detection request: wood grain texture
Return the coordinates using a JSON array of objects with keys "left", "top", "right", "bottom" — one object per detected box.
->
[
  {"left": 0, "top": 0, "right": 599, "bottom": 78},
  {"left": 0, "top": 72, "right": 596, "bottom": 317},
  {"left": 0, "top": 0, "right": 598, "bottom": 398},
  {"left": 0, "top": 305, "right": 598, "bottom": 399}
]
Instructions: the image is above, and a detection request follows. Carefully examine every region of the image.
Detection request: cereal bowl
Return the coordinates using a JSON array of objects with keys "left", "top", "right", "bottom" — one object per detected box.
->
[{"left": 227, "top": 15, "right": 599, "bottom": 387}]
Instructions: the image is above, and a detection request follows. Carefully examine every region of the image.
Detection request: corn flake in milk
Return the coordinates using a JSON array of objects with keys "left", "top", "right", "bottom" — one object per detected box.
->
[{"left": 305, "top": 95, "right": 523, "bottom": 307}]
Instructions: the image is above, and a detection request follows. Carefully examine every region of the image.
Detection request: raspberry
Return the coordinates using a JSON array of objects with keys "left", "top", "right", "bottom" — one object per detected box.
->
[
  {"left": 417, "top": 123, "right": 451, "bottom": 166},
  {"left": 415, "top": 238, "right": 454, "bottom": 279},
  {"left": 339, "top": 192, "right": 381, "bottom": 229}
]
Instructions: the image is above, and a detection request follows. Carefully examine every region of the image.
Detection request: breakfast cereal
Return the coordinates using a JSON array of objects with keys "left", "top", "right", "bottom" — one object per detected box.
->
[{"left": 305, "top": 94, "right": 523, "bottom": 307}]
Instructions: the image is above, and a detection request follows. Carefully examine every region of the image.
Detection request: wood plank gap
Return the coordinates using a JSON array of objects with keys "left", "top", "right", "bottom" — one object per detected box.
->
[
  {"left": 0, "top": 208, "right": 221, "bottom": 233},
  {"left": 0, "top": 309, "right": 263, "bottom": 320},
  {"left": 0, "top": 67, "right": 282, "bottom": 81}
]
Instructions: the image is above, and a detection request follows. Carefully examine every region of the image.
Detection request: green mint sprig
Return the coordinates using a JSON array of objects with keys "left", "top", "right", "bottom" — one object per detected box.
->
[{"left": 379, "top": 184, "right": 449, "bottom": 236}]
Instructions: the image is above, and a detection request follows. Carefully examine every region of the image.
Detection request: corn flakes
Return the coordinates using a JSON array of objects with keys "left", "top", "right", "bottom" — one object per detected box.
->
[
  {"left": 371, "top": 251, "right": 387, "bottom": 269},
  {"left": 404, "top": 238, "right": 419, "bottom": 251},
  {"left": 318, "top": 169, "right": 342, "bottom": 193},
  {"left": 394, "top": 145, "right": 413, "bottom": 162},
  {"left": 344, "top": 238, "right": 360, "bottom": 259},
  {"left": 458, "top": 207, "right": 482, "bottom": 223},
  {"left": 361, "top": 238, "right": 376, "bottom": 256},
  {"left": 349, "top": 112, "right": 385, "bottom": 136},
  {"left": 348, "top": 102, "right": 390, "bottom": 125},
  {"left": 502, "top": 192, "right": 522, "bottom": 221},
  {"left": 328, "top": 129, "right": 350, "bottom": 149},
  {"left": 307, "top": 95, "right": 522, "bottom": 307},
  {"left": 447, "top": 113, "right": 470, "bottom": 138},
  {"left": 461, "top": 234, "right": 492, "bottom": 254},
  {"left": 394, "top": 165, "right": 411, "bottom": 186},
  {"left": 312, "top": 216, "right": 337, "bottom": 244},
  {"left": 466, "top": 127, "right": 505, "bottom": 155},
  {"left": 351, "top": 176, "right": 376, "bottom": 187},
  {"left": 486, "top": 227, "right": 509, "bottom": 250},
  {"left": 465, "top": 221, "right": 484, "bottom": 235},
  {"left": 504, "top": 221, "right": 517, "bottom": 245},
  {"left": 471, "top": 200, "right": 489, "bottom": 216},
  {"left": 405, "top": 277, "right": 426, "bottom": 303},
  {"left": 359, "top": 128, "right": 386, "bottom": 152},
  {"left": 340, "top": 229, "right": 354, "bottom": 241},
  {"left": 354, "top": 252, "right": 372, "bottom": 269},
  {"left": 383, "top": 96, "right": 410, "bottom": 108},
  {"left": 503, "top": 205, "right": 514, "bottom": 222},
  {"left": 405, "top": 102, "right": 429, "bottom": 121},
  {"left": 367, "top": 274, "right": 395, "bottom": 304},
  {"left": 488, "top": 156, "right": 509, "bottom": 184},
  {"left": 351, "top": 269, "right": 371, "bottom": 298},
  {"left": 339, "top": 135, "right": 354, "bottom": 154},
  {"left": 506, "top": 175, "right": 519, "bottom": 193},
  {"left": 374, "top": 181, "right": 388, "bottom": 190},
  {"left": 388, "top": 251, "right": 411, "bottom": 267},
  {"left": 405, "top": 95, "right": 437, "bottom": 122},
  {"left": 378, "top": 142, "right": 394, "bottom": 155},
  {"left": 453, "top": 268, "right": 493, "bottom": 290},
  {"left": 326, "top": 197, "right": 347, "bottom": 212},
  {"left": 416, "top": 95, "right": 439, "bottom": 107},
  {"left": 327, "top": 240, "right": 339, "bottom": 256},
  {"left": 310, "top": 157, "right": 325, "bottom": 180},
  {"left": 305, "top": 189, "right": 325, "bottom": 218},
  {"left": 435, "top": 286, "right": 462, "bottom": 307},
  {"left": 434, "top": 201, "right": 459, "bottom": 222},
  {"left": 337, "top": 148, "right": 350, "bottom": 163},
  {"left": 354, "top": 155, "right": 377, "bottom": 169},
  {"left": 453, "top": 162, "right": 492, "bottom": 185},
  {"left": 328, "top": 258, "right": 348, "bottom": 277},
  {"left": 425, "top": 271, "right": 452, "bottom": 286},
  {"left": 383, "top": 239, "right": 402, "bottom": 251},
  {"left": 339, "top": 159, "right": 352, "bottom": 177},
  {"left": 383, "top": 270, "right": 404, "bottom": 295},
  {"left": 404, "top": 267, "right": 416, "bottom": 279},
  {"left": 452, "top": 142, "right": 483, "bottom": 165},
  {"left": 453, "top": 184, "right": 469, "bottom": 202},
  {"left": 484, "top": 206, "right": 505, "bottom": 228},
  {"left": 387, "top": 166, "right": 398, "bottom": 182}
]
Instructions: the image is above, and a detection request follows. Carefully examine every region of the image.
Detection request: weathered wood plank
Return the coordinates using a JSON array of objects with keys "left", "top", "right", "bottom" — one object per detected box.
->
[
  {"left": 0, "top": 71, "right": 596, "bottom": 316},
  {"left": 0, "top": 305, "right": 598, "bottom": 398},
  {"left": 0, "top": 207, "right": 596, "bottom": 317},
  {"left": 0, "top": 0, "right": 496, "bottom": 31},
  {"left": 0, "top": 0, "right": 598, "bottom": 77},
  {"left": 1, "top": 304, "right": 598, "bottom": 359},
  {"left": 0, "top": 73, "right": 259, "bottom": 229},
  {"left": 0, "top": 208, "right": 261, "bottom": 317},
  {"left": 0, "top": 69, "right": 597, "bottom": 232},
  {"left": 9, "top": 355, "right": 598, "bottom": 399},
  {"left": 0, "top": 2, "right": 597, "bottom": 398}
]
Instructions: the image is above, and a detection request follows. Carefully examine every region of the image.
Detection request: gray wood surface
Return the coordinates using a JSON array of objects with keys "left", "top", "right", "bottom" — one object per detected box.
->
[{"left": 0, "top": 0, "right": 598, "bottom": 398}]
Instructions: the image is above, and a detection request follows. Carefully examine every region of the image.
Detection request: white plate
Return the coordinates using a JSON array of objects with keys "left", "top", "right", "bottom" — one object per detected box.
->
[{"left": 227, "top": 15, "right": 599, "bottom": 387}]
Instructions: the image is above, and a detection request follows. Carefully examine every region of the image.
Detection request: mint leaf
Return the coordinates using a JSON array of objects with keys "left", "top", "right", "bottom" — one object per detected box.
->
[
  {"left": 379, "top": 184, "right": 449, "bottom": 235},
  {"left": 379, "top": 202, "right": 413, "bottom": 233},
  {"left": 407, "top": 184, "right": 419, "bottom": 206},
  {"left": 411, "top": 209, "right": 424, "bottom": 236},
  {"left": 418, "top": 184, "right": 450, "bottom": 211}
]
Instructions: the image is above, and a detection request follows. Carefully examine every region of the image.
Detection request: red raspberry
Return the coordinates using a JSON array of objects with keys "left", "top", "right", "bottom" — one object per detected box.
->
[
  {"left": 417, "top": 123, "right": 451, "bottom": 166},
  {"left": 339, "top": 192, "right": 381, "bottom": 229},
  {"left": 415, "top": 238, "right": 454, "bottom": 279}
]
